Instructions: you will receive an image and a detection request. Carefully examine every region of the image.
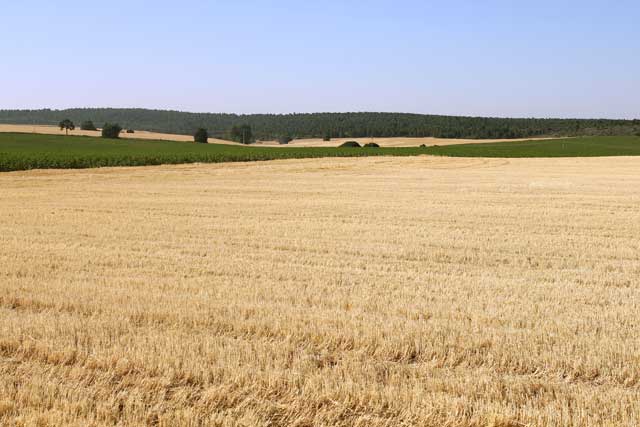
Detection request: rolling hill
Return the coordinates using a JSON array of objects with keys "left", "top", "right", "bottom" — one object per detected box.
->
[{"left": 1, "top": 108, "right": 639, "bottom": 141}]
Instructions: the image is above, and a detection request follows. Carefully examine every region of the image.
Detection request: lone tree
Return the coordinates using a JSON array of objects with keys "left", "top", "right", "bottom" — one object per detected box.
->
[
  {"left": 229, "top": 124, "right": 253, "bottom": 144},
  {"left": 80, "top": 120, "right": 97, "bottom": 131},
  {"left": 194, "top": 128, "right": 208, "bottom": 143},
  {"left": 59, "top": 119, "right": 75, "bottom": 135},
  {"left": 101, "top": 123, "right": 122, "bottom": 139}
]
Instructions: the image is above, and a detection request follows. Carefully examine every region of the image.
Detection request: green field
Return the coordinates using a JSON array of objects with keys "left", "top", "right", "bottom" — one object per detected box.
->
[
  {"left": 431, "top": 136, "right": 640, "bottom": 157},
  {"left": 1, "top": 133, "right": 640, "bottom": 172},
  {"left": 0, "top": 133, "right": 424, "bottom": 172}
]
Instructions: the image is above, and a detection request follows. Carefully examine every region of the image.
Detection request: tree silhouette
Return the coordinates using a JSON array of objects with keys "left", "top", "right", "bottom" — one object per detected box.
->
[
  {"left": 194, "top": 128, "right": 208, "bottom": 143},
  {"left": 59, "top": 119, "right": 75, "bottom": 135}
]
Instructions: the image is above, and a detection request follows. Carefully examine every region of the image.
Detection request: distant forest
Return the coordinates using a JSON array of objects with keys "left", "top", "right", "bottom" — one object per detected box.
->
[{"left": 1, "top": 108, "right": 639, "bottom": 140}]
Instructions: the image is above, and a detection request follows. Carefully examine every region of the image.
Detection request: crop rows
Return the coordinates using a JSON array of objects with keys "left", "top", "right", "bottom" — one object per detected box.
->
[{"left": 1, "top": 133, "right": 640, "bottom": 172}]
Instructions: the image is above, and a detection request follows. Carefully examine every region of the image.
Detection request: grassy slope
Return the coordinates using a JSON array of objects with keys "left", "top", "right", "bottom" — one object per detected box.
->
[
  {"left": 1, "top": 133, "right": 640, "bottom": 172},
  {"left": 0, "top": 133, "right": 423, "bottom": 172},
  {"left": 430, "top": 136, "right": 640, "bottom": 157}
]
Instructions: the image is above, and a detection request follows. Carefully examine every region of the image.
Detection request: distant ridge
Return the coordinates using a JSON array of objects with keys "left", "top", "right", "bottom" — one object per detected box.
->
[{"left": 1, "top": 108, "right": 638, "bottom": 140}]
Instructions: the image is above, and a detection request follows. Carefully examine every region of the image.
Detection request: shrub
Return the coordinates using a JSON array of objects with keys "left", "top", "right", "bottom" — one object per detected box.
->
[
  {"left": 229, "top": 124, "right": 253, "bottom": 144},
  {"left": 126, "top": 129, "right": 135, "bottom": 134},
  {"left": 102, "top": 123, "right": 122, "bottom": 139},
  {"left": 363, "top": 142, "right": 380, "bottom": 148},
  {"left": 194, "top": 128, "right": 209, "bottom": 143},
  {"left": 339, "top": 141, "right": 361, "bottom": 148},
  {"left": 278, "top": 135, "right": 292, "bottom": 145},
  {"left": 419, "top": 144, "right": 427, "bottom": 148},
  {"left": 80, "top": 120, "right": 97, "bottom": 131}
]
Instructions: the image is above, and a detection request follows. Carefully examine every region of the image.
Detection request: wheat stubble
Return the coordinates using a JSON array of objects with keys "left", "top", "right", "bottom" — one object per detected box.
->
[{"left": 1, "top": 156, "right": 639, "bottom": 426}]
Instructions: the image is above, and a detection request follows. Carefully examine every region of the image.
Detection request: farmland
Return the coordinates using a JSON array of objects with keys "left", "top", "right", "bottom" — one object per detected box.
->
[
  {"left": 0, "top": 123, "right": 566, "bottom": 148},
  {"left": 0, "top": 124, "right": 235, "bottom": 144},
  {"left": 2, "top": 156, "right": 640, "bottom": 426},
  {"left": 1, "top": 132, "right": 640, "bottom": 172},
  {"left": 0, "top": 133, "right": 423, "bottom": 172}
]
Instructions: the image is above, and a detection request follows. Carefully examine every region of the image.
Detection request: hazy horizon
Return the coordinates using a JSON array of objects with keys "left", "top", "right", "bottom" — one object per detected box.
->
[{"left": 3, "top": 1, "right": 639, "bottom": 119}]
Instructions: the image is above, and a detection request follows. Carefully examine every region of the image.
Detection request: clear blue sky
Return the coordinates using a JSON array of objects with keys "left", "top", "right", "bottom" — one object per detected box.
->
[{"left": 2, "top": 1, "right": 639, "bottom": 118}]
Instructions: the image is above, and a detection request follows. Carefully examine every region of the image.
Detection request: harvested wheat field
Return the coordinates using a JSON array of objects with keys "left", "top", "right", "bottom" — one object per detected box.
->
[{"left": 1, "top": 156, "right": 640, "bottom": 426}]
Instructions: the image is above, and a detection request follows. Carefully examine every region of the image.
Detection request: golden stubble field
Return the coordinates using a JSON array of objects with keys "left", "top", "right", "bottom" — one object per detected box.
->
[{"left": 1, "top": 156, "right": 640, "bottom": 426}]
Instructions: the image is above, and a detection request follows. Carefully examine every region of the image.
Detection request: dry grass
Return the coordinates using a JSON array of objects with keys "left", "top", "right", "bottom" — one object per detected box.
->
[{"left": 1, "top": 156, "right": 640, "bottom": 426}]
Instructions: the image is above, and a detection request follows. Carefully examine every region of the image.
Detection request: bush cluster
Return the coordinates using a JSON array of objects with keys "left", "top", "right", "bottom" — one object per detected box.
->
[
  {"left": 80, "top": 120, "right": 97, "bottom": 131},
  {"left": 102, "top": 123, "right": 122, "bottom": 139},
  {"left": 339, "top": 141, "right": 361, "bottom": 148},
  {"left": 194, "top": 128, "right": 209, "bottom": 143}
]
